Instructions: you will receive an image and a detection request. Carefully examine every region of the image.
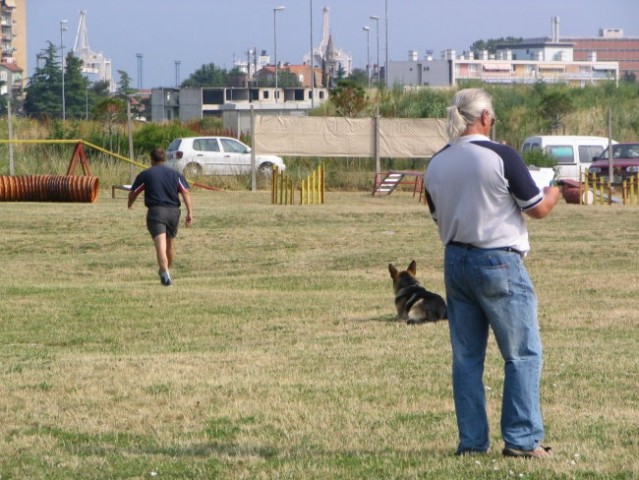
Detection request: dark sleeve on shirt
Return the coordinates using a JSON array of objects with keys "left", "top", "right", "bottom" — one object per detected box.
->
[
  {"left": 178, "top": 173, "right": 190, "bottom": 191},
  {"left": 425, "top": 189, "right": 436, "bottom": 215},
  {"left": 474, "top": 141, "right": 542, "bottom": 208},
  {"left": 131, "top": 171, "right": 146, "bottom": 194},
  {"left": 423, "top": 145, "right": 449, "bottom": 218}
]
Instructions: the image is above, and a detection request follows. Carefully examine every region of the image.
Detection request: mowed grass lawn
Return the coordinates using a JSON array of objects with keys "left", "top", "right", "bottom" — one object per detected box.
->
[{"left": 1, "top": 189, "right": 638, "bottom": 479}]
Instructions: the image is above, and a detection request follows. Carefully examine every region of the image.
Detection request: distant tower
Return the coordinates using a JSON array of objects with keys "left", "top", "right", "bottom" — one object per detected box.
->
[
  {"left": 551, "top": 16, "right": 560, "bottom": 42},
  {"left": 304, "top": 6, "right": 352, "bottom": 78},
  {"left": 73, "top": 10, "right": 114, "bottom": 92},
  {"left": 324, "top": 35, "right": 339, "bottom": 86}
]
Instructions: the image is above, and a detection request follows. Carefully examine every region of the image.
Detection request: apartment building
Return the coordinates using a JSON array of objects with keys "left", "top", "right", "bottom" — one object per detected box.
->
[
  {"left": 563, "top": 28, "right": 639, "bottom": 81},
  {"left": 0, "top": 0, "right": 26, "bottom": 85},
  {"left": 387, "top": 45, "right": 618, "bottom": 88},
  {"left": 388, "top": 17, "right": 635, "bottom": 89}
]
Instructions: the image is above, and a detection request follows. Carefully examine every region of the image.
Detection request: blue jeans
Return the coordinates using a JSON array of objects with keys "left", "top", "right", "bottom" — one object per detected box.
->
[{"left": 444, "top": 244, "right": 545, "bottom": 453}]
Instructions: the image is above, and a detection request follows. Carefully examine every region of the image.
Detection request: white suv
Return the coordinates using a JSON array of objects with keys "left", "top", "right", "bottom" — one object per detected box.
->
[{"left": 166, "top": 136, "right": 286, "bottom": 176}]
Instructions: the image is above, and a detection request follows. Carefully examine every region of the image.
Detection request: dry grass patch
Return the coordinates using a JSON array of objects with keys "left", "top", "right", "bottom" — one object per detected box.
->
[{"left": 1, "top": 191, "right": 638, "bottom": 479}]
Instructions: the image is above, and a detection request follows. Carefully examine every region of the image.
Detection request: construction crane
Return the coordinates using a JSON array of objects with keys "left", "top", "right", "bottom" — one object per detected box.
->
[{"left": 73, "top": 10, "right": 114, "bottom": 92}]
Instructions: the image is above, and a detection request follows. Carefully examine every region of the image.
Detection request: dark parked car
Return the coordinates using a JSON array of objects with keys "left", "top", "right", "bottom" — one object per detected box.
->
[{"left": 588, "top": 143, "right": 639, "bottom": 184}]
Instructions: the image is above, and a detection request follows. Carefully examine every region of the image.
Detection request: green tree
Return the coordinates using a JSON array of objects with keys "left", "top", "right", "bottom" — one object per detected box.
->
[
  {"left": 93, "top": 97, "right": 127, "bottom": 151},
  {"left": 91, "top": 80, "right": 111, "bottom": 97},
  {"left": 24, "top": 42, "right": 62, "bottom": 118},
  {"left": 76, "top": 80, "right": 111, "bottom": 121},
  {"left": 181, "top": 63, "right": 228, "bottom": 87},
  {"left": 347, "top": 68, "right": 369, "bottom": 89},
  {"left": 330, "top": 79, "right": 368, "bottom": 117},
  {"left": 538, "top": 89, "right": 573, "bottom": 133},
  {"left": 133, "top": 122, "right": 196, "bottom": 155},
  {"left": 63, "top": 53, "right": 90, "bottom": 119},
  {"left": 277, "top": 69, "right": 302, "bottom": 88},
  {"left": 117, "top": 70, "right": 135, "bottom": 96},
  {"left": 470, "top": 37, "right": 523, "bottom": 56},
  {"left": 0, "top": 80, "right": 7, "bottom": 115}
]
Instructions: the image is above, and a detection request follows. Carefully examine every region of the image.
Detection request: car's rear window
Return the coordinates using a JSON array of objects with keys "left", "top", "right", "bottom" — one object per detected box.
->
[
  {"left": 167, "top": 139, "right": 182, "bottom": 151},
  {"left": 193, "top": 138, "right": 220, "bottom": 152}
]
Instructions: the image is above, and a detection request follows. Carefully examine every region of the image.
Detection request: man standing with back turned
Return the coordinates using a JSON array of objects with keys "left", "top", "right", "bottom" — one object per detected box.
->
[
  {"left": 128, "top": 148, "right": 193, "bottom": 286},
  {"left": 424, "top": 88, "right": 560, "bottom": 458}
]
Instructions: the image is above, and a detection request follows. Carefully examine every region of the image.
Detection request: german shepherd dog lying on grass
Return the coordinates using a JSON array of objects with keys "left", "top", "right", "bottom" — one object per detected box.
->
[{"left": 388, "top": 260, "right": 447, "bottom": 324}]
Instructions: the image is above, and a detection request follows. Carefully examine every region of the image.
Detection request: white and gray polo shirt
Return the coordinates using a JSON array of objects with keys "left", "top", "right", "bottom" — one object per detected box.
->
[{"left": 424, "top": 134, "right": 544, "bottom": 254}]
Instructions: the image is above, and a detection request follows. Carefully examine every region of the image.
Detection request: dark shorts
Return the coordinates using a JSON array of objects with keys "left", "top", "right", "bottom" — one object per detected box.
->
[{"left": 146, "top": 206, "right": 181, "bottom": 238}]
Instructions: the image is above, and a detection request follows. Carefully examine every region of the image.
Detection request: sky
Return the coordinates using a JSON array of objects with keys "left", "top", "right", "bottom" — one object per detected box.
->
[{"left": 26, "top": 0, "right": 639, "bottom": 89}]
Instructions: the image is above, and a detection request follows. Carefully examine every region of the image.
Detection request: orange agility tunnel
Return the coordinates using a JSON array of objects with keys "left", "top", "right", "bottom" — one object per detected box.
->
[{"left": 0, "top": 175, "right": 100, "bottom": 203}]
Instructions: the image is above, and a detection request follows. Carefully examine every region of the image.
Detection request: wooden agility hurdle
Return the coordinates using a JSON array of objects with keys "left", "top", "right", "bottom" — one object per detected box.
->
[
  {"left": 581, "top": 172, "right": 639, "bottom": 205},
  {"left": 272, "top": 164, "right": 325, "bottom": 205}
]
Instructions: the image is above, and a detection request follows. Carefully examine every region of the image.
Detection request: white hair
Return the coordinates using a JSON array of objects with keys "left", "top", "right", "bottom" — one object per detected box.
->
[{"left": 446, "top": 88, "right": 494, "bottom": 139}]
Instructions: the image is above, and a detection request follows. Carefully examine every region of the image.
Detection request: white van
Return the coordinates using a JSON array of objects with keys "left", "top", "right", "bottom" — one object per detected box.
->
[{"left": 521, "top": 135, "right": 617, "bottom": 181}]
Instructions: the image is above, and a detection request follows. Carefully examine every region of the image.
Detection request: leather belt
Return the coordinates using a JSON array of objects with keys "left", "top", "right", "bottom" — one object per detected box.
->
[{"left": 448, "top": 241, "right": 524, "bottom": 257}]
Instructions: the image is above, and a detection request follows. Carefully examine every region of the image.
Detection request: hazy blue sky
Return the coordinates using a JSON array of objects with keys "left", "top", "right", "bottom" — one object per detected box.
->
[{"left": 26, "top": 0, "right": 638, "bottom": 88}]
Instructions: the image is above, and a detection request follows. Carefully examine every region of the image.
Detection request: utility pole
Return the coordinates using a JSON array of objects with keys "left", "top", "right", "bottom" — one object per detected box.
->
[
  {"left": 273, "top": 6, "right": 285, "bottom": 101},
  {"left": 310, "top": 0, "right": 314, "bottom": 109},
  {"left": 60, "top": 19, "right": 68, "bottom": 120}
]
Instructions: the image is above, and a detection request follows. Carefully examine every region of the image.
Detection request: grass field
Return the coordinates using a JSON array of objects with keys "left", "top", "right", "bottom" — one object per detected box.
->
[{"left": 1, "top": 189, "right": 638, "bottom": 479}]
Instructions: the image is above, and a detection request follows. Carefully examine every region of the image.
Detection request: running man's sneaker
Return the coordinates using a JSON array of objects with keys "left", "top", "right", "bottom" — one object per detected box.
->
[{"left": 159, "top": 269, "right": 173, "bottom": 286}]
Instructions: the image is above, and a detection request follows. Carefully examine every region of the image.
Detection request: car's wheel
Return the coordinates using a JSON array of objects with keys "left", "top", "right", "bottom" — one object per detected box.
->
[
  {"left": 184, "top": 162, "right": 202, "bottom": 177},
  {"left": 257, "top": 162, "right": 274, "bottom": 176}
]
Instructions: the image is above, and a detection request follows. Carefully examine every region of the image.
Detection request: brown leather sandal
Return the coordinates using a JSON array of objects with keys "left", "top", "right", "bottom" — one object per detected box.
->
[{"left": 502, "top": 445, "right": 552, "bottom": 459}]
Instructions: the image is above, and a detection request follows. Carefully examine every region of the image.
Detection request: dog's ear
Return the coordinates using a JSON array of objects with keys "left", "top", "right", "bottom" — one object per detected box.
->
[
  {"left": 408, "top": 260, "right": 417, "bottom": 276},
  {"left": 388, "top": 264, "right": 398, "bottom": 279}
]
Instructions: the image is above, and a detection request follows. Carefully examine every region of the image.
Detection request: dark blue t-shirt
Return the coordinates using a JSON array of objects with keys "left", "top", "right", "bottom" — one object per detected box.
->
[{"left": 131, "top": 164, "right": 190, "bottom": 208}]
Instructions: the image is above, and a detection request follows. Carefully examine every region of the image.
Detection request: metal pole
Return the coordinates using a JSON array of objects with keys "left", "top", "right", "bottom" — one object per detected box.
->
[
  {"left": 274, "top": 10, "right": 277, "bottom": 97},
  {"left": 363, "top": 26, "right": 370, "bottom": 89},
  {"left": 273, "top": 6, "right": 285, "bottom": 101},
  {"left": 8, "top": 74, "right": 14, "bottom": 175},
  {"left": 175, "top": 60, "right": 181, "bottom": 88},
  {"left": 370, "top": 15, "right": 380, "bottom": 85},
  {"left": 310, "top": 0, "right": 314, "bottom": 108},
  {"left": 608, "top": 107, "right": 613, "bottom": 196},
  {"left": 250, "top": 105, "right": 257, "bottom": 192},
  {"left": 374, "top": 114, "right": 381, "bottom": 174},
  {"left": 127, "top": 97, "right": 135, "bottom": 182},
  {"left": 60, "top": 19, "right": 68, "bottom": 120},
  {"left": 385, "top": 0, "right": 389, "bottom": 85}
]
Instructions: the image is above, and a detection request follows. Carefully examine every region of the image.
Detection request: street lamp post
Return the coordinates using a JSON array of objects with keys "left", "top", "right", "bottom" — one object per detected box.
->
[
  {"left": 273, "top": 6, "right": 285, "bottom": 101},
  {"left": 385, "top": 0, "right": 388, "bottom": 85},
  {"left": 362, "top": 26, "right": 370, "bottom": 89},
  {"left": 369, "top": 15, "right": 380, "bottom": 85},
  {"left": 310, "top": 0, "right": 314, "bottom": 109},
  {"left": 60, "top": 19, "right": 68, "bottom": 120}
]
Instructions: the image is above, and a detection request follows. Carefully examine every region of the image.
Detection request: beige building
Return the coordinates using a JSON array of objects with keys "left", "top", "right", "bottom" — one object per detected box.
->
[{"left": 0, "top": 0, "right": 27, "bottom": 87}]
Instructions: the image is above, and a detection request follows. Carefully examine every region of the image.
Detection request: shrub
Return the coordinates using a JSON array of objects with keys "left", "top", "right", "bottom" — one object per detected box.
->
[
  {"left": 133, "top": 122, "right": 196, "bottom": 155},
  {"left": 522, "top": 150, "right": 556, "bottom": 168}
]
